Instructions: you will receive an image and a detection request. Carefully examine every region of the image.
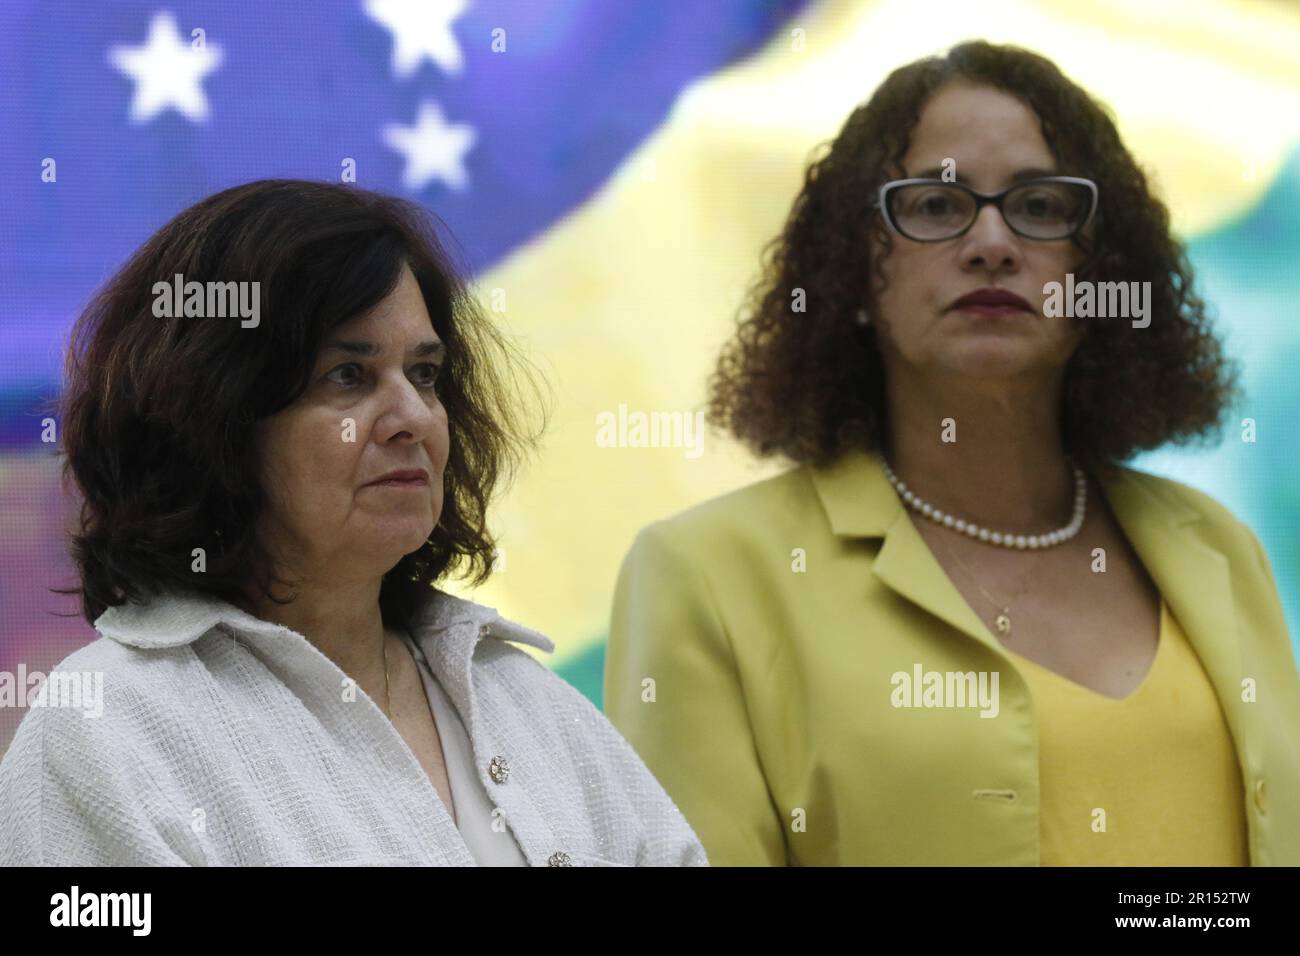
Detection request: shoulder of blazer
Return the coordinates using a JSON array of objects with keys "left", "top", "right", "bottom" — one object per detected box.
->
[
  {"left": 1104, "top": 461, "right": 1291, "bottom": 618},
  {"left": 641, "top": 463, "right": 823, "bottom": 556},
  {"left": 1110, "top": 462, "right": 1261, "bottom": 551}
]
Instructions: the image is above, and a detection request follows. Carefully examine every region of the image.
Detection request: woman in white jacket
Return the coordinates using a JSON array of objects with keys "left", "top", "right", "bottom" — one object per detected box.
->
[{"left": 0, "top": 179, "right": 706, "bottom": 867}]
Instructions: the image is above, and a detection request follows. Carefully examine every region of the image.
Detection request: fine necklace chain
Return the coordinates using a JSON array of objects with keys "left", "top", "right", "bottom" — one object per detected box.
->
[
  {"left": 880, "top": 457, "right": 1087, "bottom": 549},
  {"left": 933, "top": 532, "right": 1035, "bottom": 637}
]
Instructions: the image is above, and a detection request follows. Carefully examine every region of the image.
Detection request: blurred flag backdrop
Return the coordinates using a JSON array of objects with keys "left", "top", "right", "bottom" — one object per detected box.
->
[{"left": 2, "top": 0, "right": 1298, "bottom": 756}]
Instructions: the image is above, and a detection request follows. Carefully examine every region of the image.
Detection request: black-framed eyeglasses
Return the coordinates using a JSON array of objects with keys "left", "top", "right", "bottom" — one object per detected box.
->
[{"left": 871, "top": 176, "right": 1098, "bottom": 242}]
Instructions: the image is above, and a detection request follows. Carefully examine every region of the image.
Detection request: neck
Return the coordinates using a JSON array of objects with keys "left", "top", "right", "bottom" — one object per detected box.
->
[
  {"left": 883, "top": 371, "right": 1076, "bottom": 532},
  {"left": 238, "top": 570, "right": 390, "bottom": 689}
]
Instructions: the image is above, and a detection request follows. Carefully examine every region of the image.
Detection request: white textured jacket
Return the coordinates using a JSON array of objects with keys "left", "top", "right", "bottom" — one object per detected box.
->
[{"left": 0, "top": 588, "right": 708, "bottom": 866}]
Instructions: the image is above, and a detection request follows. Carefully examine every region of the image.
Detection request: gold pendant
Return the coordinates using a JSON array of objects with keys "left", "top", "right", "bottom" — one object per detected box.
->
[{"left": 995, "top": 611, "right": 1011, "bottom": 636}]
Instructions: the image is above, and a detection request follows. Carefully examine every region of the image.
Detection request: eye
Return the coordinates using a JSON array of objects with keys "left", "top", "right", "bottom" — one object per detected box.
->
[
  {"left": 412, "top": 362, "right": 442, "bottom": 388},
  {"left": 1024, "top": 195, "right": 1056, "bottom": 216},
  {"left": 325, "top": 363, "right": 364, "bottom": 386},
  {"left": 1014, "top": 188, "right": 1070, "bottom": 220},
  {"left": 919, "top": 194, "right": 952, "bottom": 215},
  {"left": 906, "top": 190, "right": 955, "bottom": 216}
]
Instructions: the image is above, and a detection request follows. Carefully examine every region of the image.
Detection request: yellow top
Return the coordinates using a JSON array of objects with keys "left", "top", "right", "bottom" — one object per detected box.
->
[{"left": 1006, "top": 601, "right": 1249, "bottom": 866}]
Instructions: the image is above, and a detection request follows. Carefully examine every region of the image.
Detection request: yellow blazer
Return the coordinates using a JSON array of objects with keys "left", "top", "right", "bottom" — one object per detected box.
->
[{"left": 604, "top": 449, "right": 1300, "bottom": 865}]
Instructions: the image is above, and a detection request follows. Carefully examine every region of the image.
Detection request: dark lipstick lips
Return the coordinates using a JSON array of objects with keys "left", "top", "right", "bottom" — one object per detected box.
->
[{"left": 950, "top": 288, "right": 1033, "bottom": 311}]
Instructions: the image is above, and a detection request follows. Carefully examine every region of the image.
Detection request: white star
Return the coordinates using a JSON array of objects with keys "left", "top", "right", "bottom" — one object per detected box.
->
[
  {"left": 383, "top": 102, "right": 476, "bottom": 192},
  {"left": 108, "top": 11, "right": 223, "bottom": 124},
  {"left": 365, "top": 0, "right": 467, "bottom": 78}
]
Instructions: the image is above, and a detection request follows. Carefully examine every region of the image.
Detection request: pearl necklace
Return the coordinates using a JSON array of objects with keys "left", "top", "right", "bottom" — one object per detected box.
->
[{"left": 879, "top": 457, "right": 1087, "bottom": 550}]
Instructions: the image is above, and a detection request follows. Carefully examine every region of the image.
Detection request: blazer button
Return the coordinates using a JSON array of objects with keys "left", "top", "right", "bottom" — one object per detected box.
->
[
  {"left": 488, "top": 755, "right": 510, "bottom": 784},
  {"left": 478, "top": 623, "right": 492, "bottom": 639},
  {"left": 1253, "top": 777, "right": 1267, "bottom": 814},
  {"left": 547, "top": 851, "right": 572, "bottom": 867}
]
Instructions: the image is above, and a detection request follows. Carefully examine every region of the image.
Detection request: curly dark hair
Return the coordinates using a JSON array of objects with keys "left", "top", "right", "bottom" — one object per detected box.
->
[
  {"left": 707, "top": 40, "right": 1240, "bottom": 471},
  {"left": 55, "top": 179, "right": 544, "bottom": 628}
]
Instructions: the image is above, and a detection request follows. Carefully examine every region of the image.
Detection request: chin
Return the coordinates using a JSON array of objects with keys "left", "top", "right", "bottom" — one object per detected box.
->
[
  {"left": 939, "top": 341, "right": 1046, "bottom": 378},
  {"left": 366, "top": 515, "right": 437, "bottom": 554}
]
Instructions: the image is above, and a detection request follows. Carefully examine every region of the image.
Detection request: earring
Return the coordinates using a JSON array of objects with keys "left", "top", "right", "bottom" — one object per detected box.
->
[{"left": 856, "top": 308, "right": 872, "bottom": 326}]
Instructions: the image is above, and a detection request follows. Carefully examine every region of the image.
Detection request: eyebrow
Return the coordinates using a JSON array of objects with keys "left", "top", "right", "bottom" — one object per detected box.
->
[
  {"left": 320, "top": 339, "right": 446, "bottom": 359},
  {"left": 910, "top": 166, "right": 1059, "bottom": 185}
]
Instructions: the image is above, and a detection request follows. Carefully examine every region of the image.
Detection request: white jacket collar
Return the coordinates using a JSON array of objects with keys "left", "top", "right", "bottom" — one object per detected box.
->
[{"left": 93, "top": 587, "right": 555, "bottom": 655}]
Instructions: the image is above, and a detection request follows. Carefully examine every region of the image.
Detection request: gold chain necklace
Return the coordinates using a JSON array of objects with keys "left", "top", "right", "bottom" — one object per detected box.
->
[{"left": 933, "top": 532, "right": 1035, "bottom": 637}]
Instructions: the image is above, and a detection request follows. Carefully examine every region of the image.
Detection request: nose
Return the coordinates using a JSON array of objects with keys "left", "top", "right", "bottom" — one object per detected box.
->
[
  {"left": 374, "top": 373, "right": 441, "bottom": 445},
  {"left": 958, "top": 204, "right": 1021, "bottom": 274}
]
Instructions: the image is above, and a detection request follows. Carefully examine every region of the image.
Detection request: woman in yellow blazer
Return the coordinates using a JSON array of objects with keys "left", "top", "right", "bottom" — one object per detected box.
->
[{"left": 604, "top": 41, "right": 1300, "bottom": 866}]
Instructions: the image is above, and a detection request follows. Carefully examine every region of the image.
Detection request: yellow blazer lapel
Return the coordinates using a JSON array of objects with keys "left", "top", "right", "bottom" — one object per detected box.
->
[
  {"left": 810, "top": 449, "right": 1010, "bottom": 658},
  {"left": 1098, "top": 467, "right": 1254, "bottom": 769}
]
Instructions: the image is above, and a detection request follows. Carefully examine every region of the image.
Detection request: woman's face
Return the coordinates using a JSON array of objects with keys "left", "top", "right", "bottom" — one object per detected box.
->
[
  {"left": 869, "top": 80, "right": 1089, "bottom": 382},
  {"left": 253, "top": 264, "right": 450, "bottom": 581}
]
